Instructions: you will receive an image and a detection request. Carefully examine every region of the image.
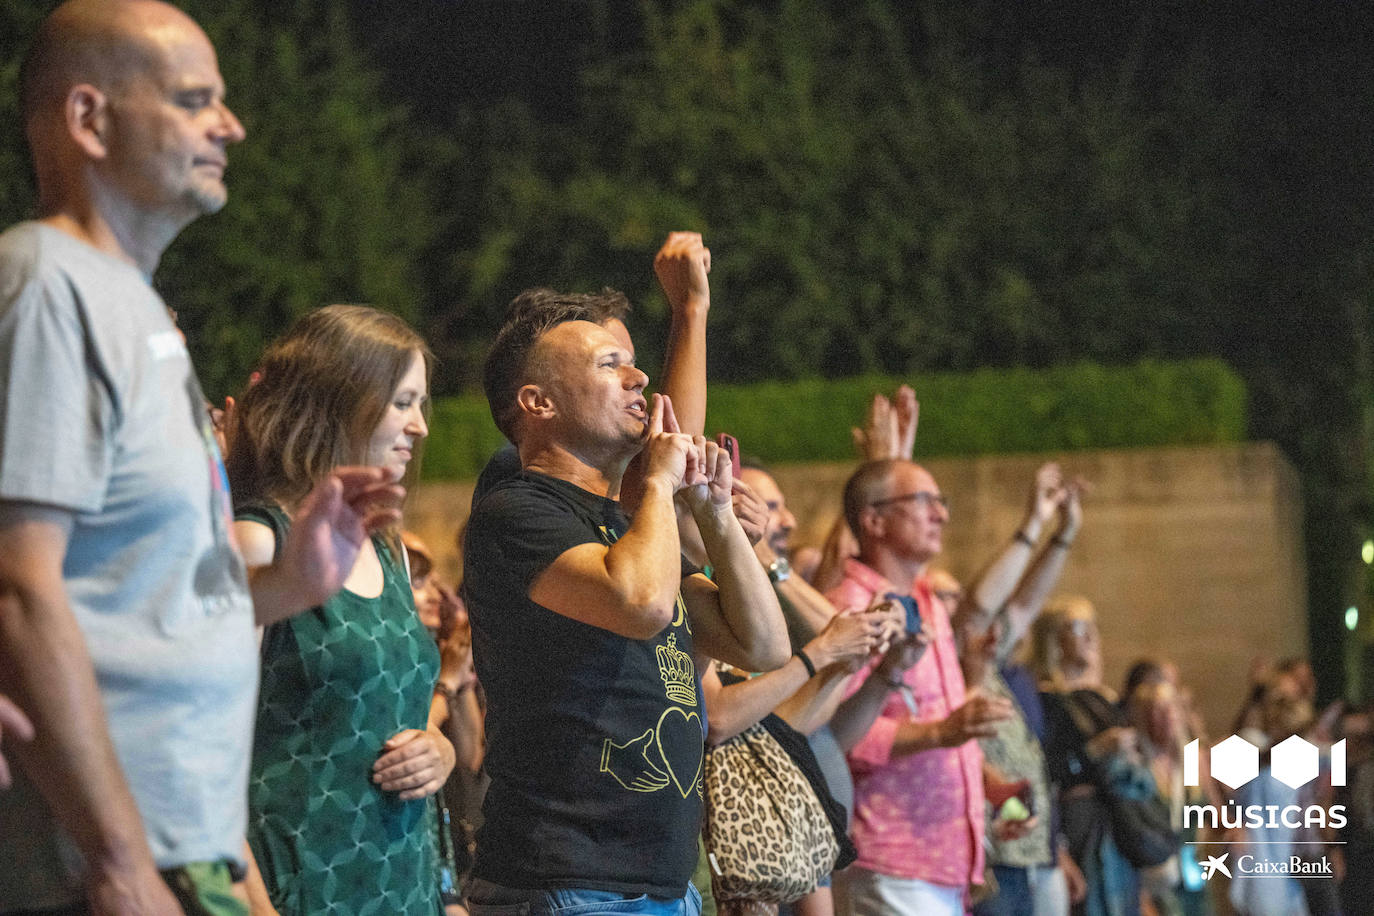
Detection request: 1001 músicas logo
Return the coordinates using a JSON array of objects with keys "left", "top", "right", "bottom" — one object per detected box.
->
[{"left": 1182, "top": 734, "right": 1347, "bottom": 832}]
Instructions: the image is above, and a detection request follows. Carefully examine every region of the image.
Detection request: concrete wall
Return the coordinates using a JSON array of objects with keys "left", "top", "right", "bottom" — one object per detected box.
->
[{"left": 406, "top": 441, "right": 1307, "bottom": 737}]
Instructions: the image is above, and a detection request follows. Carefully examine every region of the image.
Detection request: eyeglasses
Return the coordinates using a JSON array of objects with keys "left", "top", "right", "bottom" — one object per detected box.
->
[{"left": 869, "top": 491, "right": 949, "bottom": 512}]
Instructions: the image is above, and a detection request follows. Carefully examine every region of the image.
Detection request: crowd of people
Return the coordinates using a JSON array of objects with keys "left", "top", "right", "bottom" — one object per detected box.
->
[{"left": 1, "top": 3, "right": 1372, "bottom": 916}]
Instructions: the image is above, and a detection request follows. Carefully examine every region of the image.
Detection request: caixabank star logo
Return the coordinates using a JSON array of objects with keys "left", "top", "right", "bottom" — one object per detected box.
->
[
  {"left": 1182, "top": 734, "right": 1345, "bottom": 880},
  {"left": 1200, "top": 853, "right": 1231, "bottom": 880}
]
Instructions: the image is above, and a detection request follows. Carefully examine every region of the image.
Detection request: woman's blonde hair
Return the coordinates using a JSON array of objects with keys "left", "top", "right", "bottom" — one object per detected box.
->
[
  {"left": 1027, "top": 594, "right": 1098, "bottom": 691},
  {"left": 226, "top": 305, "right": 431, "bottom": 509}
]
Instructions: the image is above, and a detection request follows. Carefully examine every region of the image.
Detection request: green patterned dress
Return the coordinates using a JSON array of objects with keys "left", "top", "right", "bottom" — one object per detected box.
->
[{"left": 241, "top": 506, "right": 442, "bottom": 915}]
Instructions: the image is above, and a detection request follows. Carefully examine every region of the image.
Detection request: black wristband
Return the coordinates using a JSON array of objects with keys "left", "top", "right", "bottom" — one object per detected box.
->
[
  {"left": 435, "top": 681, "right": 469, "bottom": 704},
  {"left": 796, "top": 649, "right": 817, "bottom": 678},
  {"left": 1015, "top": 530, "right": 1036, "bottom": 548},
  {"left": 1052, "top": 535, "right": 1075, "bottom": 549}
]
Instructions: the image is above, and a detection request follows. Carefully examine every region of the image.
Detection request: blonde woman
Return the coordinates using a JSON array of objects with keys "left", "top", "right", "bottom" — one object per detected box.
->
[{"left": 1031, "top": 597, "right": 1158, "bottom": 916}]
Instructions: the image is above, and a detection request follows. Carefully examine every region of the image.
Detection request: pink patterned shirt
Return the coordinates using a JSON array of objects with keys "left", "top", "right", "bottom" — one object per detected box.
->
[{"left": 827, "top": 558, "right": 985, "bottom": 888}]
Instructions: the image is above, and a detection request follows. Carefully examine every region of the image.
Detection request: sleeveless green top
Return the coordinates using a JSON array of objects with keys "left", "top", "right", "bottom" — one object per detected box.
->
[{"left": 240, "top": 505, "right": 442, "bottom": 915}]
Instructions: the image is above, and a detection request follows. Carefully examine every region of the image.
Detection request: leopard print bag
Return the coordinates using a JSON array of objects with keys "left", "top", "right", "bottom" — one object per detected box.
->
[{"left": 702, "top": 720, "right": 839, "bottom": 903}]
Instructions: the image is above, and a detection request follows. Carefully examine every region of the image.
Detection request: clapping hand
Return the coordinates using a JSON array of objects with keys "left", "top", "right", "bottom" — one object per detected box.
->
[
  {"left": 279, "top": 467, "right": 405, "bottom": 611},
  {"left": 937, "top": 689, "right": 1014, "bottom": 746},
  {"left": 805, "top": 611, "right": 889, "bottom": 672},
  {"left": 852, "top": 385, "right": 918, "bottom": 461}
]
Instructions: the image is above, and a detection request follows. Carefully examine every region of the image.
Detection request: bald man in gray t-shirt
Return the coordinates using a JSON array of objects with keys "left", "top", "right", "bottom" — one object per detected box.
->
[{"left": 0, "top": 3, "right": 405, "bottom": 912}]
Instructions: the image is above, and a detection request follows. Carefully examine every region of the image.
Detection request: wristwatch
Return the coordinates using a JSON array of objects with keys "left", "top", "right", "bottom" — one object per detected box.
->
[{"left": 767, "top": 556, "right": 791, "bottom": 584}]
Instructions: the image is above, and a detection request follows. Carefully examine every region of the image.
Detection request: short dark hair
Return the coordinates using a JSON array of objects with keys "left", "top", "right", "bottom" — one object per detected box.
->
[
  {"left": 484, "top": 289, "right": 634, "bottom": 442},
  {"left": 504, "top": 285, "right": 631, "bottom": 327}
]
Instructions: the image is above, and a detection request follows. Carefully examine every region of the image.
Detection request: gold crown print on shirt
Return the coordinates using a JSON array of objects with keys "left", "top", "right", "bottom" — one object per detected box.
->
[{"left": 657, "top": 633, "right": 697, "bottom": 707}]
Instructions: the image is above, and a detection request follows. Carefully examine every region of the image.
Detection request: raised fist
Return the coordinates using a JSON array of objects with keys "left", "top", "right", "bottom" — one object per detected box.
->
[{"left": 653, "top": 231, "right": 711, "bottom": 313}]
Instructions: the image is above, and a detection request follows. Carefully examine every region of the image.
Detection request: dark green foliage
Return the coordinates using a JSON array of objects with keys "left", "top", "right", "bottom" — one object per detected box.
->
[
  {"left": 441, "top": 0, "right": 1232, "bottom": 389},
  {"left": 0, "top": 3, "right": 45, "bottom": 222},
  {"left": 707, "top": 359, "right": 1246, "bottom": 463},
  {"left": 421, "top": 358, "right": 1246, "bottom": 479},
  {"left": 1, "top": 0, "right": 1369, "bottom": 695},
  {"left": 421, "top": 397, "right": 511, "bottom": 482},
  {"left": 0, "top": 0, "right": 438, "bottom": 400}
]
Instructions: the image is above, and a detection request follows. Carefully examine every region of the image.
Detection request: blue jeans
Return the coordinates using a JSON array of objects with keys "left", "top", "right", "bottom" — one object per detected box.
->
[
  {"left": 468, "top": 877, "right": 703, "bottom": 916},
  {"left": 972, "top": 866, "right": 1034, "bottom": 916}
]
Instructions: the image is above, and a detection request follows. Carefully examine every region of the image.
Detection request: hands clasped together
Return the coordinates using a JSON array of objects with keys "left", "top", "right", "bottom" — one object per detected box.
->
[
  {"left": 638, "top": 393, "right": 735, "bottom": 517},
  {"left": 1025, "top": 461, "right": 1089, "bottom": 542}
]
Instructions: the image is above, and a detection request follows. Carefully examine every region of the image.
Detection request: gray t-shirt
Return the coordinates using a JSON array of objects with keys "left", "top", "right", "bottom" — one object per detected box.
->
[{"left": 0, "top": 223, "right": 257, "bottom": 908}]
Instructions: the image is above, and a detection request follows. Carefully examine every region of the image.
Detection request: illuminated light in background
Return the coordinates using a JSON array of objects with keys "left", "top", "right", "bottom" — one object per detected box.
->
[
  {"left": 1346, "top": 607, "right": 1359, "bottom": 632},
  {"left": 1363, "top": 540, "right": 1374, "bottom": 565}
]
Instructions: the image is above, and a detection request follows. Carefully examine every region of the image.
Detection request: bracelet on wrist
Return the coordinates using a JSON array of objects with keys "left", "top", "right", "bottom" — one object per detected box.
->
[
  {"left": 1051, "top": 534, "right": 1075, "bottom": 548},
  {"left": 1014, "top": 529, "right": 1036, "bottom": 548},
  {"left": 435, "top": 681, "right": 469, "bottom": 703},
  {"left": 795, "top": 649, "right": 817, "bottom": 678}
]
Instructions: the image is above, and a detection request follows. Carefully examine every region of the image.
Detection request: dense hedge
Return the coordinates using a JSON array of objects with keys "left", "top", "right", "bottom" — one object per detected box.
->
[
  {"left": 420, "top": 359, "right": 1247, "bottom": 479},
  {"left": 420, "top": 397, "right": 514, "bottom": 481}
]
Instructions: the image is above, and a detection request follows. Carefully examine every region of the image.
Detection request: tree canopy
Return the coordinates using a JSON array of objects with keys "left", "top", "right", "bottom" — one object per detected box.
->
[
  {"left": 1, "top": 0, "right": 1370, "bottom": 697},
  {"left": 0, "top": 0, "right": 438, "bottom": 398}
]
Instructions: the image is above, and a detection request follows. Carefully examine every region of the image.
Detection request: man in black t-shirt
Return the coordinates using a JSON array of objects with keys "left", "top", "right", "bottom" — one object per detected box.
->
[{"left": 464, "top": 291, "right": 789, "bottom": 915}]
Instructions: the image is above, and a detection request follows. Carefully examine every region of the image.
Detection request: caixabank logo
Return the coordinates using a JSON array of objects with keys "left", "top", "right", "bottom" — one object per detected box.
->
[{"left": 1182, "top": 735, "right": 1345, "bottom": 880}]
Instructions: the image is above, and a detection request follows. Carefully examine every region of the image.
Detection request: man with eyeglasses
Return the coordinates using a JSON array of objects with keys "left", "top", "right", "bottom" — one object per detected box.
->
[{"left": 825, "top": 458, "right": 1016, "bottom": 916}]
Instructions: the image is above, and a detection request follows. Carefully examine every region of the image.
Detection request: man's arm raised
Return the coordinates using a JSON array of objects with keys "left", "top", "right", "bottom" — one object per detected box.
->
[
  {"left": 654, "top": 231, "right": 711, "bottom": 436},
  {"left": 950, "top": 462, "right": 1067, "bottom": 639},
  {"left": 0, "top": 503, "right": 182, "bottom": 914},
  {"left": 998, "top": 477, "right": 1086, "bottom": 657},
  {"left": 529, "top": 394, "right": 692, "bottom": 639}
]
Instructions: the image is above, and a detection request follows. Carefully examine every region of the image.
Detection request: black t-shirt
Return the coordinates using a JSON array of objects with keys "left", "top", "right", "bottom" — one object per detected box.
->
[
  {"left": 471, "top": 441, "right": 521, "bottom": 511},
  {"left": 464, "top": 470, "right": 705, "bottom": 896}
]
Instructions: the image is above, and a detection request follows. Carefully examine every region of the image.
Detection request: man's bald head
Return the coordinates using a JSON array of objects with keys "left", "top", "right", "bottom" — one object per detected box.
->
[
  {"left": 844, "top": 458, "right": 947, "bottom": 565},
  {"left": 842, "top": 458, "right": 902, "bottom": 538},
  {"left": 20, "top": 0, "right": 204, "bottom": 134},
  {"left": 18, "top": 0, "right": 244, "bottom": 269}
]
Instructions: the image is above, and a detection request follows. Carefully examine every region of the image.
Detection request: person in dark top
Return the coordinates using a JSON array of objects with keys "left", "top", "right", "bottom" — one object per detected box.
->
[
  {"left": 471, "top": 230, "right": 711, "bottom": 513},
  {"left": 1032, "top": 597, "right": 1155, "bottom": 916},
  {"left": 464, "top": 289, "right": 789, "bottom": 915}
]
